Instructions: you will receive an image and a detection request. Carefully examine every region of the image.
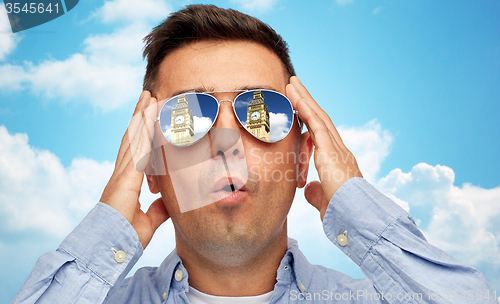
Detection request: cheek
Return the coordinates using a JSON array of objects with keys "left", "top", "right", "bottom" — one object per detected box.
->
[
  {"left": 157, "top": 174, "right": 181, "bottom": 215},
  {"left": 246, "top": 144, "right": 300, "bottom": 186},
  {"left": 152, "top": 148, "right": 199, "bottom": 215},
  {"left": 152, "top": 139, "right": 216, "bottom": 213}
]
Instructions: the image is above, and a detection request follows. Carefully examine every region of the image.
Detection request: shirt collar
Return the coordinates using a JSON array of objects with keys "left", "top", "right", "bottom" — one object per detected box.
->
[
  {"left": 154, "top": 248, "right": 184, "bottom": 299},
  {"left": 154, "top": 237, "right": 314, "bottom": 296},
  {"left": 285, "top": 238, "right": 314, "bottom": 293}
]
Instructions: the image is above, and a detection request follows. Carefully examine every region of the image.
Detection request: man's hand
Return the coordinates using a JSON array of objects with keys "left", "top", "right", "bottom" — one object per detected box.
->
[
  {"left": 286, "top": 76, "right": 363, "bottom": 221},
  {"left": 100, "top": 91, "right": 170, "bottom": 249}
]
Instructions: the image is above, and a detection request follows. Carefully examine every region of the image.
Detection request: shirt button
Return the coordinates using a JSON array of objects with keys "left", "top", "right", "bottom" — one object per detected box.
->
[
  {"left": 163, "top": 291, "right": 167, "bottom": 300},
  {"left": 337, "top": 231, "right": 348, "bottom": 246},
  {"left": 114, "top": 250, "right": 127, "bottom": 263},
  {"left": 299, "top": 282, "right": 306, "bottom": 292},
  {"left": 175, "top": 269, "right": 183, "bottom": 281}
]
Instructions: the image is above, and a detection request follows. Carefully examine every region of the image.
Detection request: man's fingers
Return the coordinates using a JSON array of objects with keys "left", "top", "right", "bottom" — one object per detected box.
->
[
  {"left": 304, "top": 181, "right": 329, "bottom": 221},
  {"left": 289, "top": 76, "right": 331, "bottom": 127},
  {"left": 134, "top": 91, "right": 150, "bottom": 115},
  {"left": 289, "top": 77, "right": 345, "bottom": 147},
  {"left": 287, "top": 76, "right": 363, "bottom": 211},
  {"left": 286, "top": 82, "right": 337, "bottom": 148},
  {"left": 289, "top": 83, "right": 354, "bottom": 200},
  {"left": 115, "top": 91, "right": 151, "bottom": 171},
  {"left": 114, "top": 131, "right": 131, "bottom": 174},
  {"left": 295, "top": 99, "right": 341, "bottom": 201},
  {"left": 146, "top": 197, "right": 170, "bottom": 232},
  {"left": 116, "top": 95, "right": 158, "bottom": 175},
  {"left": 291, "top": 86, "right": 336, "bottom": 165},
  {"left": 133, "top": 97, "right": 158, "bottom": 172},
  {"left": 100, "top": 158, "right": 144, "bottom": 223}
]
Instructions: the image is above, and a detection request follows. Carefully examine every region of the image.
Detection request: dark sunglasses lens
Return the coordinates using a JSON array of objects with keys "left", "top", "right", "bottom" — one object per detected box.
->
[
  {"left": 159, "top": 93, "right": 218, "bottom": 146},
  {"left": 234, "top": 90, "right": 294, "bottom": 142}
]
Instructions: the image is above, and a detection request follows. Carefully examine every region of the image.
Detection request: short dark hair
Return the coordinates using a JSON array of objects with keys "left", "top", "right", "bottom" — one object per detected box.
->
[{"left": 142, "top": 4, "right": 295, "bottom": 93}]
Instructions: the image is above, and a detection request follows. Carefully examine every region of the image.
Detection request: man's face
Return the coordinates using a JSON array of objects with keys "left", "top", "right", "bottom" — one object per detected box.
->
[{"left": 150, "top": 40, "right": 306, "bottom": 265}]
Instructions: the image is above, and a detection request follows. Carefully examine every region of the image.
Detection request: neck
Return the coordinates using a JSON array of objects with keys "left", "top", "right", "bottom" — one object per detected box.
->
[{"left": 175, "top": 222, "right": 288, "bottom": 297}]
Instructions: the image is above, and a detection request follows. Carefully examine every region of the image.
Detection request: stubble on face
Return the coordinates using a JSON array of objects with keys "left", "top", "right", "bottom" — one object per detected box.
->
[{"left": 153, "top": 40, "right": 299, "bottom": 267}]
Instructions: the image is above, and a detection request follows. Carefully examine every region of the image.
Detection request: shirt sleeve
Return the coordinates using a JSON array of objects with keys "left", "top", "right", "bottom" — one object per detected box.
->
[
  {"left": 323, "top": 177, "right": 497, "bottom": 303},
  {"left": 11, "top": 203, "right": 143, "bottom": 304}
]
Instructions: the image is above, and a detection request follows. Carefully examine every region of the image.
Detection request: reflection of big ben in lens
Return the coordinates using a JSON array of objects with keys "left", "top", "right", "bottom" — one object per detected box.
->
[
  {"left": 247, "top": 91, "right": 270, "bottom": 141},
  {"left": 171, "top": 95, "right": 194, "bottom": 146}
]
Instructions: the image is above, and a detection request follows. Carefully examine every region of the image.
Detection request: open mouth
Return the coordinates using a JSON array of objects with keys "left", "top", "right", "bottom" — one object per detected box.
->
[
  {"left": 211, "top": 176, "right": 247, "bottom": 206},
  {"left": 222, "top": 184, "right": 237, "bottom": 192},
  {"left": 212, "top": 176, "right": 245, "bottom": 193}
]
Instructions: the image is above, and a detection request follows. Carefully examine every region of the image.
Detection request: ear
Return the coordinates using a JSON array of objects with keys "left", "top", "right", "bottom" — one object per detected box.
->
[
  {"left": 297, "top": 131, "right": 314, "bottom": 188},
  {"left": 145, "top": 152, "right": 161, "bottom": 194},
  {"left": 146, "top": 171, "right": 160, "bottom": 194}
]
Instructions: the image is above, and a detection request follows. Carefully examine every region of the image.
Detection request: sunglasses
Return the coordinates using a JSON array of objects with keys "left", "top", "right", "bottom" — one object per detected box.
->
[{"left": 156, "top": 89, "right": 301, "bottom": 147}]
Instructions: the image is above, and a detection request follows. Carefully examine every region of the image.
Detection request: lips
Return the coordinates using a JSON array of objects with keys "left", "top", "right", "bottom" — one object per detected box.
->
[
  {"left": 211, "top": 176, "right": 247, "bottom": 206},
  {"left": 212, "top": 176, "right": 246, "bottom": 193}
]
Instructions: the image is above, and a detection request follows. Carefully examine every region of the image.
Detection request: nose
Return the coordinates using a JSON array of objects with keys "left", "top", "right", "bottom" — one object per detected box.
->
[
  {"left": 213, "top": 99, "right": 241, "bottom": 130},
  {"left": 209, "top": 98, "right": 244, "bottom": 159}
]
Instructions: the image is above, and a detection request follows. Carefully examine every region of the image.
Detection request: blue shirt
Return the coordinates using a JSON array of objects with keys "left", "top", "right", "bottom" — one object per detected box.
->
[{"left": 12, "top": 178, "right": 496, "bottom": 303}]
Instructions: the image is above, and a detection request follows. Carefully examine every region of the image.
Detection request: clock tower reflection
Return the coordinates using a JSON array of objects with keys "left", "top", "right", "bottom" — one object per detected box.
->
[
  {"left": 171, "top": 95, "right": 194, "bottom": 146},
  {"left": 246, "top": 91, "right": 270, "bottom": 141}
]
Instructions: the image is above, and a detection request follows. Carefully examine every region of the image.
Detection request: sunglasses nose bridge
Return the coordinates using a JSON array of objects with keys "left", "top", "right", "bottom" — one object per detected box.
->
[
  {"left": 210, "top": 99, "right": 244, "bottom": 155},
  {"left": 213, "top": 99, "right": 241, "bottom": 131},
  {"left": 217, "top": 99, "right": 237, "bottom": 121}
]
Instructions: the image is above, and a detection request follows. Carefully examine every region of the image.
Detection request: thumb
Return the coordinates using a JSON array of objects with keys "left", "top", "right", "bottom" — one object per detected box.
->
[
  {"left": 146, "top": 197, "right": 170, "bottom": 232},
  {"left": 304, "top": 181, "right": 329, "bottom": 221}
]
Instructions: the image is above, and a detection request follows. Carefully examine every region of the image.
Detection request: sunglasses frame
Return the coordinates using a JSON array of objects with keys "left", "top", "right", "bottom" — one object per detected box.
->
[{"left": 156, "top": 89, "right": 302, "bottom": 147}]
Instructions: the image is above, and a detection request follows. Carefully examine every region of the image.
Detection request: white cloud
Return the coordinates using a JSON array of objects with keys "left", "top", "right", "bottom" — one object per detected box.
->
[
  {"left": 0, "top": 63, "right": 25, "bottom": 90},
  {"left": 292, "top": 119, "right": 500, "bottom": 274},
  {"left": 96, "top": 0, "right": 170, "bottom": 24},
  {"left": 287, "top": 119, "right": 395, "bottom": 269},
  {"left": 336, "top": 0, "right": 353, "bottom": 6},
  {"left": 0, "top": 5, "right": 22, "bottom": 61},
  {"left": 321, "top": 118, "right": 500, "bottom": 268},
  {"left": 269, "top": 112, "right": 290, "bottom": 142},
  {"left": 0, "top": 24, "right": 147, "bottom": 111},
  {"left": 83, "top": 24, "right": 148, "bottom": 64},
  {"left": 231, "top": 0, "right": 279, "bottom": 11},
  {"left": 1, "top": 115, "right": 499, "bottom": 292},
  {"left": 377, "top": 163, "right": 500, "bottom": 266},
  {"left": 163, "top": 125, "right": 172, "bottom": 141},
  {"left": 0, "top": 125, "right": 168, "bottom": 237},
  {"left": 338, "top": 119, "right": 393, "bottom": 183},
  {"left": 194, "top": 116, "right": 213, "bottom": 135},
  {"left": 0, "top": 125, "right": 174, "bottom": 298},
  {"left": 0, "top": 0, "right": 172, "bottom": 111},
  {"left": 162, "top": 116, "right": 214, "bottom": 142},
  {"left": 0, "top": 125, "right": 114, "bottom": 238}
]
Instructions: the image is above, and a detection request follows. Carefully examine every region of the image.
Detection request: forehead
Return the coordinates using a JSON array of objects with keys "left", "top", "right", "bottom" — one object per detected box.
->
[{"left": 156, "top": 40, "right": 289, "bottom": 100}]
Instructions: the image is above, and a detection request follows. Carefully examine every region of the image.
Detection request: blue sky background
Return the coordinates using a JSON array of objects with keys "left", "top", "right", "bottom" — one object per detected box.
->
[{"left": 0, "top": 0, "right": 499, "bottom": 302}]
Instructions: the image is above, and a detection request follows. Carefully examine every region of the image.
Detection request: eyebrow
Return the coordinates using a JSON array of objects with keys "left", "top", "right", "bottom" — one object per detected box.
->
[{"left": 168, "top": 85, "right": 279, "bottom": 99}]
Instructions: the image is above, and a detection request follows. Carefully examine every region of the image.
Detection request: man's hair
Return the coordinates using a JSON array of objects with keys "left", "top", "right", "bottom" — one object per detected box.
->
[{"left": 142, "top": 4, "right": 295, "bottom": 94}]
